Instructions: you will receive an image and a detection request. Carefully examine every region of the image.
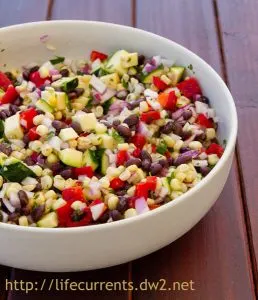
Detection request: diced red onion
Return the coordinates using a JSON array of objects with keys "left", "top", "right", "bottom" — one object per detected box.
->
[
  {"left": 2, "top": 198, "right": 15, "bottom": 213},
  {"left": 90, "top": 75, "right": 107, "bottom": 94},
  {"left": 151, "top": 55, "right": 161, "bottom": 66},
  {"left": 171, "top": 104, "right": 191, "bottom": 120},
  {"left": 100, "top": 88, "right": 116, "bottom": 103},
  {"left": 108, "top": 100, "right": 128, "bottom": 116},
  {"left": 135, "top": 197, "right": 150, "bottom": 214},
  {"left": 82, "top": 64, "right": 91, "bottom": 74},
  {"left": 49, "top": 69, "right": 60, "bottom": 76},
  {"left": 138, "top": 121, "right": 152, "bottom": 138},
  {"left": 142, "top": 63, "right": 156, "bottom": 73},
  {"left": 193, "top": 160, "right": 208, "bottom": 167}
]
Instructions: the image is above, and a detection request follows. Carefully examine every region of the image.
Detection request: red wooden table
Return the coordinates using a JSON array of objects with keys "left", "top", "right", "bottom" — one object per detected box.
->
[{"left": 0, "top": 0, "right": 257, "bottom": 299}]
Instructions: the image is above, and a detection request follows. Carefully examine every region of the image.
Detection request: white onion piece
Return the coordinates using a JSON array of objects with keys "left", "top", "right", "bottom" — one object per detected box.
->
[
  {"left": 135, "top": 197, "right": 150, "bottom": 214},
  {"left": 193, "top": 160, "right": 208, "bottom": 167},
  {"left": 21, "top": 177, "right": 38, "bottom": 186},
  {"left": 169, "top": 133, "right": 182, "bottom": 141},
  {"left": 142, "top": 63, "right": 156, "bottom": 73},
  {"left": 100, "top": 88, "right": 116, "bottom": 103},
  {"left": 199, "top": 152, "right": 208, "bottom": 160},
  {"left": 9, "top": 192, "right": 21, "bottom": 208},
  {"left": 90, "top": 75, "right": 107, "bottom": 94},
  {"left": 48, "top": 136, "right": 62, "bottom": 151},
  {"left": 195, "top": 101, "right": 208, "bottom": 114},
  {"left": 144, "top": 89, "right": 158, "bottom": 99},
  {"left": 25, "top": 191, "right": 34, "bottom": 199},
  {"left": 91, "top": 58, "right": 101, "bottom": 71},
  {"left": 151, "top": 55, "right": 162, "bottom": 66},
  {"left": 2, "top": 198, "right": 15, "bottom": 213}
]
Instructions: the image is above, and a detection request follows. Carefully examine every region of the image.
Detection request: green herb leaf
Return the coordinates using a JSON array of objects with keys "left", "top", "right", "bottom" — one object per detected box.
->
[
  {"left": 156, "top": 140, "right": 167, "bottom": 155},
  {"left": 112, "top": 130, "right": 124, "bottom": 143},
  {"left": 50, "top": 56, "right": 65, "bottom": 65}
]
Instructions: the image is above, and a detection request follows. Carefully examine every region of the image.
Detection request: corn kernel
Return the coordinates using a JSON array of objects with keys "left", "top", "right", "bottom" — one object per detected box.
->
[
  {"left": 206, "top": 128, "right": 216, "bottom": 140},
  {"left": 208, "top": 154, "right": 219, "bottom": 166},
  {"left": 45, "top": 112, "right": 55, "bottom": 120},
  {"left": 11, "top": 151, "right": 25, "bottom": 160},
  {"left": 54, "top": 111, "right": 63, "bottom": 120},
  {"left": 185, "top": 171, "right": 197, "bottom": 183},
  {"left": 171, "top": 191, "right": 183, "bottom": 200},
  {"left": 0, "top": 176, "right": 3, "bottom": 188},
  {"left": 53, "top": 175, "right": 65, "bottom": 191},
  {"left": 176, "top": 164, "right": 190, "bottom": 173},
  {"left": 52, "top": 198, "right": 67, "bottom": 210},
  {"left": 189, "top": 141, "right": 202, "bottom": 150},
  {"left": 174, "top": 140, "right": 184, "bottom": 152},
  {"left": 99, "top": 177, "right": 110, "bottom": 189},
  {"left": 71, "top": 201, "right": 86, "bottom": 210},
  {"left": 117, "top": 143, "right": 129, "bottom": 151},
  {"left": 19, "top": 216, "right": 29, "bottom": 226},
  {"left": 45, "top": 190, "right": 57, "bottom": 200},
  {"left": 95, "top": 123, "right": 107, "bottom": 134},
  {"left": 147, "top": 198, "right": 155, "bottom": 206},
  {"left": 34, "top": 192, "right": 45, "bottom": 205},
  {"left": 108, "top": 196, "right": 119, "bottom": 210},
  {"left": 95, "top": 106, "right": 104, "bottom": 118},
  {"left": 170, "top": 178, "right": 182, "bottom": 191},
  {"left": 162, "top": 135, "right": 176, "bottom": 148},
  {"left": 42, "top": 168, "right": 53, "bottom": 176},
  {"left": 41, "top": 175, "right": 53, "bottom": 190},
  {"left": 139, "top": 101, "right": 149, "bottom": 112},
  {"left": 29, "top": 140, "right": 43, "bottom": 152},
  {"left": 41, "top": 144, "right": 53, "bottom": 157},
  {"left": 119, "top": 169, "right": 131, "bottom": 181},
  {"left": 72, "top": 102, "right": 84, "bottom": 110},
  {"left": 175, "top": 172, "right": 186, "bottom": 182},
  {"left": 36, "top": 125, "right": 49, "bottom": 137},
  {"left": 127, "top": 165, "right": 138, "bottom": 173},
  {"left": 33, "top": 114, "right": 44, "bottom": 125},
  {"left": 160, "top": 74, "right": 171, "bottom": 85},
  {"left": 177, "top": 96, "right": 191, "bottom": 108},
  {"left": 68, "top": 139, "right": 78, "bottom": 149},
  {"left": 171, "top": 152, "right": 179, "bottom": 159},
  {"left": 47, "top": 153, "right": 58, "bottom": 164},
  {"left": 127, "top": 186, "right": 136, "bottom": 196},
  {"left": 124, "top": 208, "right": 137, "bottom": 218}
]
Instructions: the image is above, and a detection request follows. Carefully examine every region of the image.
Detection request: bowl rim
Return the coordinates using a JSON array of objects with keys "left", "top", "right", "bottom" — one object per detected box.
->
[{"left": 0, "top": 20, "right": 238, "bottom": 233}]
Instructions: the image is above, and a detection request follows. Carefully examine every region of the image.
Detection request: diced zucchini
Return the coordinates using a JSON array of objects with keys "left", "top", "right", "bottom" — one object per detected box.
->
[
  {"left": 37, "top": 212, "right": 58, "bottom": 228},
  {"left": 0, "top": 153, "right": 8, "bottom": 166},
  {"left": 169, "top": 66, "right": 185, "bottom": 85},
  {"left": 72, "top": 112, "right": 97, "bottom": 131},
  {"left": 41, "top": 90, "right": 57, "bottom": 107},
  {"left": 100, "top": 73, "right": 120, "bottom": 89},
  {"left": 100, "top": 152, "right": 109, "bottom": 175},
  {"left": 55, "top": 91, "right": 68, "bottom": 110},
  {"left": 99, "top": 134, "right": 114, "bottom": 150},
  {"left": 59, "top": 128, "right": 79, "bottom": 141},
  {"left": 161, "top": 177, "right": 171, "bottom": 193},
  {"left": 102, "top": 97, "right": 115, "bottom": 114},
  {"left": 4, "top": 113, "right": 24, "bottom": 140},
  {"left": 105, "top": 50, "right": 129, "bottom": 75},
  {"left": 36, "top": 99, "right": 54, "bottom": 113},
  {"left": 0, "top": 120, "right": 4, "bottom": 138},
  {"left": 59, "top": 149, "right": 83, "bottom": 168},
  {"left": 111, "top": 129, "right": 124, "bottom": 144},
  {"left": 0, "top": 161, "right": 36, "bottom": 182},
  {"left": 83, "top": 149, "right": 99, "bottom": 171},
  {"left": 142, "top": 66, "right": 164, "bottom": 84},
  {"left": 51, "top": 77, "right": 78, "bottom": 92},
  {"left": 121, "top": 52, "right": 138, "bottom": 68}
]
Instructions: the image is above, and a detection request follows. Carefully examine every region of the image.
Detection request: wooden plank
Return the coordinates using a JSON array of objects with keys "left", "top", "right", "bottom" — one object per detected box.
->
[
  {"left": 7, "top": 1, "right": 132, "bottom": 300},
  {"left": 133, "top": 0, "right": 255, "bottom": 299},
  {"left": 216, "top": 0, "right": 258, "bottom": 293},
  {"left": 51, "top": 0, "right": 132, "bottom": 25},
  {"left": 0, "top": 0, "right": 49, "bottom": 27},
  {"left": 0, "top": 266, "right": 9, "bottom": 300}
]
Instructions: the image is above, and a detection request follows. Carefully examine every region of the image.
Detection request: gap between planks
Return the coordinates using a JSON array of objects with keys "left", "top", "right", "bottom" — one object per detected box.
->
[{"left": 213, "top": 0, "right": 258, "bottom": 297}]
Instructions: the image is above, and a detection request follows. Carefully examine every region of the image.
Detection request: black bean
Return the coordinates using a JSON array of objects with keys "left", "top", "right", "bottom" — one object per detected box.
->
[
  {"left": 3, "top": 110, "right": 11, "bottom": 117},
  {"left": 75, "top": 88, "right": 84, "bottom": 97},
  {"left": 31, "top": 205, "right": 45, "bottom": 222},
  {"left": 182, "top": 110, "right": 192, "bottom": 120},
  {"left": 60, "top": 69, "right": 69, "bottom": 77},
  {"left": 34, "top": 183, "right": 42, "bottom": 192},
  {"left": 100, "top": 120, "right": 112, "bottom": 128},
  {"left": 68, "top": 92, "right": 77, "bottom": 100},
  {"left": 110, "top": 210, "right": 123, "bottom": 221},
  {"left": 0, "top": 111, "right": 6, "bottom": 120},
  {"left": 98, "top": 211, "right": 110, "bottom": 223},
  {"left": 167, "top": 157, "right": 174, "bottom": 166},
  {"left": 150, "top": 163, "right": 162, "bottom": 175},
  {"left": 127, "top": 98, "right": 144, "bottom": 110},
  {"left": 125, "top": 158, "right": 142, "bottom": 167},
  {"left": 18, "top": 190, "right": 29, "bottom": 207},
  {"left": 172, "top": 122, "right": 183, "bottom": 136},
  {"left": 174, "top": 153, "right": 194, "bottom": 166},
  {"left": 0, "top": 143, "right": 12, "bottom": 156},
  {"left": 158, "top": 159, "right": 168, "bottom": 168},
  {"left": 112, "top": 119, "right": 121, "bottom": 127},
  {"left": 52, "top": 120, "right": 67, "bottom": 130},
  {"left": 116, "top": 190, "right": 128, "bottom": 196},
  {"left": 30, "top": 66, "right": 39, "bottom": 73},
  {"left": 182, "top": 131, "right": 192, "bottom": 140},
  {"left": 71, "top": 122, "right": 83, "bottom": 134},
  {"left": 161, "top": 121, "right": 174, "bottom": 134},
  {"left": 22, "top": 70, "right": 30, "bottom": 81},
  {"left": 21, "top": 206, "right": 30, "bottom": 216},
  {"left": 13, "top": 97, "right": 23, "bottom": 106},
  {"left": 117, "top": 124, "right": 131, "bottom": 138},
  {"left": 23, "top": 134, "right": 30, "bottom": 145},
  {"left": 140, "top": 150, "right": 152, "bottom": 162},
  {"left": 49, "top": 162, "right": 61, "bottom": 173},
  {"left": 198, "top": 96, "right": 210, "bottom": 104},
  {"left": 195, "top": 133, "right": 206, "bottom": 142},
  {"left": 200, "top": 166, "right": 211, "bottom": 176},
  {"left": 142, "top": 159, "right": 151, "bottom": 172},
  {"left": 138, "top": 54, "right": 145, "bottom": 65},
  {"left": 123, "top": 114, "right": 139, "bottom": 127},
  {"left": 9, "top": 104, "right": 20, "bottom": 114},
  {"left": 60, "top": 168, "right": 73, "bottom": 179},
  {"left": 117, "top": 197, "right": 128, "bottom": 213},
  {"left": 8, "top": 212, "right": 20, "bottom": 223},
  {"left": 24, "top": 156, "right": 34, "bottom": 166},
  {"left": 37, "top": 155, "right": 45, "bottom": 167},
  {"left": 82, "top": 108, "right": 91, "bottom": 113}
]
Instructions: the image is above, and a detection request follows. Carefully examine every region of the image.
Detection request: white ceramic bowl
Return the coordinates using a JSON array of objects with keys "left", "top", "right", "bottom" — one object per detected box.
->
[{"left": 0, "top": 21, "right": 237, "bottom": 272}]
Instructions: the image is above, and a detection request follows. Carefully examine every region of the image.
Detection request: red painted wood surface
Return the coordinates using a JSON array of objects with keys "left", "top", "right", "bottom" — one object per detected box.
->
[{"left": 0, "top": 0, "right": 257, "bottom": 299}]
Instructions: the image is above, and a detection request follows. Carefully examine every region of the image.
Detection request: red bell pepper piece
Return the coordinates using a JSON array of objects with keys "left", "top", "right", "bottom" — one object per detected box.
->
[
  {"left": 62, "top": 186, "right": 85, "bottom": 203},
  {"left": 135, "top": 176, "right": 157, "bottom": 199},
  {"left": 90, "top": 50, "right": 108, "bottom": 62},
  {"left": 132, "top": 148, "right": 141, "bottom": 158},
  {"left": 116, "top": 150, "right": 128, "bottom": 166},
  {"left": 57, "top": 202, "right": 92, "bottom": 227},
  {"left": 131, "top": 134, "right": 146, "bottom": 149},
  {"left": 176, "top": 77, "right": 202, "bottom": 99},
  {"left": 29, "top": 71, "right": 50, "bottom": 88},
  {"left": 151, "top": 144, "right": 157, "bottom": 153},
  {"left": 73, "top": 166, "right": 94, "bottom": 178},
  {"left": 20, "top": 108, "right": 38, "bottom": 130},
  {"left": 89, "top": 199, "right": 103, "bottom": 206},
  {"left": 27, "top": 127, "right": 40, "bottom": 141},
  {"left": 110, "top": 178, "right": 126, "bottom": 190},
  {"left": 153, "top": 76, "right": 168, "bottom": 91},
  {"left": 196, "top": 113, "right": 213, "bottom": 128},
  {"left": 206, "top": 143, "right": 224, "bottom": 158},
  {"left": 0, "top": 71, "right": 12, "bottom": 91},
  {"left": 140, "top": 111, "right": 161, "bottom": 124},
  {"left": 0, "top": 85, "right": 18, "bottom": 104},
  {"left": 165, "top": 91, "right": 177, "bottom": 111}
]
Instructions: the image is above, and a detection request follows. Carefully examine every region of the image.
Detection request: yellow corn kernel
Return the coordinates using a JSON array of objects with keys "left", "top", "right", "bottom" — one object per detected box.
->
[
  {"left": 127, "top": 186, "right": 136, "bottom": 196},
  {"left": 160, "top": 74, "right": 171, "bottom": 85},
  {"left": 19, "top": 216, "right": 29, "bottom": 226},
  {"left": 174, "top": 140, "right": 184, "bottom": 152},
  {"left": 206, "top": 128, "right": 216, "bottom": 140},
  {"left": 162, "top": 135, "right": 176, "bottom": 148},
  {"left": 45, "top": 190, "right": 57, "bottom": 200},
  {"left": 11, "top": 151, "right": 25, "bottom": 160},
  {"left": 41, "top": 144, "right": 53, "bottom": 157},
  {"left": 171, "top": 191, "right": 183, "bottom": 200},
  {"left": 208, "top": 154, "right": 219, "bottom": 166},
  {"left": 177, "top": 96, "right": 191, "bottom": 108},
  {"left": 139, "top": 101, "right": 149, "bottom": 112},
  {"left": 33, "top": 114, "right": 44, "bottom": 125},
  {"left": 108, "top": 196, "right": 119, "bottom": 210},
  {"left": 175, "top": 172, "right": 186, "bottom": 182},
  {"left": 124, "top": 208, "right": 137, "bottom": 218},
  {"left": 119, "top": 169, "right": 131, "bottom": 181},
  {"left": 53, "top": 175, "right": 66, "bottom": 191},
  {"left": 29, "top": 140, "right": 43, "bottom": 152},
  {"left": 68, "top": 139, "right": 78, "bottom": 149},
  {"left": 176, "top": 164, "right": 190, "bottom": 173},
  {"left": 117, "top": 143, "right": 129, "bottom": 151},
  {"left": 47, "top": 153, "right": 58, "bottom": 164},
  {"left": 54, "top": 111, "right": 63, "bottom": 120},
  {"left": 170, "top": 178, "right": 182, "bottom": 191},
  {"left": 147, "top": 198, "right": 155, "bottom": 206},
  {"left": 95, "top": 123, "right": 107, "bottom": 134},
  {"left": 99, "top": 177, "right": 110, "bottom": 189},
  {"left": 36, "top": 125, "right": 49, "bottom": 137},
  {"left": 184, "top": 171, "right": 197, "bottom": 183},
  {"left": 0, "top": 176, "right": 3, "bottom": 188},
  {"left": 189, "top": 141, "right": 202, "bottom": 150},
  {"left": 95, "top": 106, "right": 104, "bottom": 118},
  {"left": 41, "top": 175, "right": 53, "bottom": 190}
]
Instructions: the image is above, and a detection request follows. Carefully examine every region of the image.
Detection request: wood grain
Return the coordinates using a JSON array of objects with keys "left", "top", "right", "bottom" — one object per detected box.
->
[
  {"left": 51, "top": 0, "right": 132, "bottom": 25},
  {"left": 133, "top": 0, "right": 255, "bottom": 299},
  {"left": 216, "top": 0, "right": 258, "bottom": 292},
  {"left": 0, "top": 0, "right": 49, "bottom": 27}
]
